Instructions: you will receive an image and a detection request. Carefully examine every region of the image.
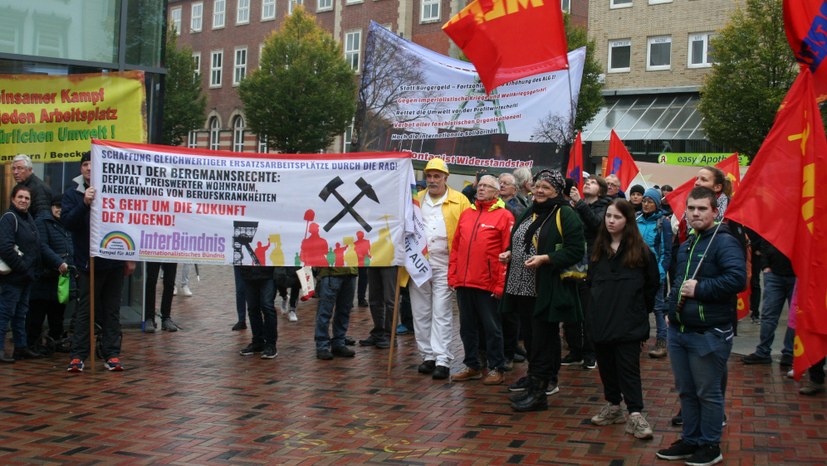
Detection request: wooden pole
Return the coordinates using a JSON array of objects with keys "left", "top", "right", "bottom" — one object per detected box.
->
[
  {"left": 88, "top": 256, "right": 96, "bottom": 372},
  {"left": 386, "top": 267, "right": 404, "bottom": 376}
]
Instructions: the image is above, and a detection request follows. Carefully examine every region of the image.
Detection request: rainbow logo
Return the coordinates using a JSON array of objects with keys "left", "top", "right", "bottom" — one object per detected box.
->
[{"left": 100, "top": 231, "right": 135, "bottom": 251}]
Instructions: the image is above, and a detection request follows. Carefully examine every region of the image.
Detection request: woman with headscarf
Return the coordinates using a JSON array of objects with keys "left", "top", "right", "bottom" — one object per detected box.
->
[{"left": 498, "top": 169, "right": 585, "bottom": 412}]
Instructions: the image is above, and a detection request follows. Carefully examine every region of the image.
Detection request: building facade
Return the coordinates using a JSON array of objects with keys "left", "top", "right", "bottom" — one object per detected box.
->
[
  {"left": 583, "top": 0, "right": 739, "bottom": 166},
  {"left": 167, "top": 0, "right": 588, "bottom": 154}
]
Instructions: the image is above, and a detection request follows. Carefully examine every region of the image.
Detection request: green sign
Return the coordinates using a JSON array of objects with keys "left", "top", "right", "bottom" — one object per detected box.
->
[{"left": 657, "top": 153, "right": 749, "bottom": 166}]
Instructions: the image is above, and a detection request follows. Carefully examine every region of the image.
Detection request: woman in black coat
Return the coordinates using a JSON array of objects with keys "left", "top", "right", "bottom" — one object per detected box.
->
[
  {"left": 0, "top": 185, "right": 66, "bottom": 363},
  {"left": 587, "top": 199, "right": 659, "bottom": 440}
]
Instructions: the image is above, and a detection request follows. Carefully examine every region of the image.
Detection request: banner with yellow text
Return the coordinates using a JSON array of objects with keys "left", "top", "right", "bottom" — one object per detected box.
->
[
  {"left": 1, "top": 72, "right": 146, "bottom": 163},
  {"left": 89, "top": 141, "right": 414, "bottom": 271}
]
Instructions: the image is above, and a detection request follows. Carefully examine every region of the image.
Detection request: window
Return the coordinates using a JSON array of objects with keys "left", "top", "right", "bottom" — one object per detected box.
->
[
  {"left": 191, "top": 3, "right": 203, "bottom": 32},
  {"left": 209, "top": 117, "right": 221, "bottom": 150},
  {"left": 259, "top": 43, "right": 265, "bottom": 69},
  {"left": 342, "top": 121, "right": 354, "bottom": 153},
  {"left": 289, "top": 0, "right": 304, "bottom": 15},
  {"left": 346, "top": 0, "right": 363, "bottom": 4},
  {"left": 421, "top": 0, "right": 440, "bottom": 22},
  {"left": 344, "top": 30, "right": 361, "bottom": 72},
  {"left": 233, "top": 116, "right": 245, "bottom": 152},
  {"left": 561, "top": 0, "right": 570, "bottom": 13},
  {"left": 210, "top": 50, "right": 223, "bottom": 87},
  {"left": 608, "top": 39, "right": 631, "bottom": 72},
  {"left": 237, "top": 0, "right": 250, "bottom": 24},
  {"left": 213, "top": 0, "right": 226, "bottom": 28},
  {"left": 611, "top": 0, "right": 632, "bottom": 7},
  {"left": 192, "top": 52, "right": 201, "bottom": 80},
  {"left": 188, "top": 131, "right": 198, "bottom": 148},
  {"left": 234, "top": 47, "right": 247, "bottom": 85},
  {"left": 647, "top": 35, "right": 672, "bottom": 71},
  {"left": 318, "top": 0, "right": 333, "bottom": 11},
  {"left": 258, "top": 135, "right": 269, "bottom": 153},
  {"left": 170, "top": 7, "right": 182, "bottom": 35},
  {"left": 649, "top": 0, "right": 672, "bottom": 4},
  {"left": 262, "top": 0, "right": 276, "bottom": 19},
  {"left": 688, "top": 32, "right": 713, "bottom": 68}
]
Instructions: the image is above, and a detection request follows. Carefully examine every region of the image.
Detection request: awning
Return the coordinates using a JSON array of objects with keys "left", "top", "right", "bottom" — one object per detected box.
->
[{"left": 582, "top": 93, "right": 705, "bottom": 142}]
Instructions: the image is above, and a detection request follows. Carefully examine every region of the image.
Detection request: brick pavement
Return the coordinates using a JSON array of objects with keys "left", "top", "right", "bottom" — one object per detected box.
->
[{"left": 1, "top": 265, "right": 825, "bottom": 465}]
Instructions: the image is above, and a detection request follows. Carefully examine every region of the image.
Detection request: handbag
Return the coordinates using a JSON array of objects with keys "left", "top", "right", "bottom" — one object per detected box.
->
[
  {"left": 58, "top": 273, "right": 71, "bottom": 303},
  {"left": 0, "top": 212, "right": 22, "bottom": 275},
  {"left": 555, "top": 209, "right": 588, "bottom": 280}
]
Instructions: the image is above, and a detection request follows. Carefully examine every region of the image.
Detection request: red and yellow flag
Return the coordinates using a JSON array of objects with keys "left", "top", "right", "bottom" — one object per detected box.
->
[
  {"left": 606, "top": 130, "right": 640, "bottom": 192},
  {"left": 442, "top": 0, "right": 568, "bottom": 94},
  {"left": 783, "top": 0, "right": 827, "bottom": 102},
  {"left": 725, "top": 69, "right": 827, "bottom": 379}
]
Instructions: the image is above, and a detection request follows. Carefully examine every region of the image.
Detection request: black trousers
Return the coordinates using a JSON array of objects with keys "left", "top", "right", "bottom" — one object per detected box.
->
[
  {"left": 594, "top": 341, "right": 644, "bottom": 413},
  {"left": 503, "top": 294, "right": 535, "bottom": 362},
  {"left": 27, "top": 299, "right": 65, "bottom": 346},
  {"left": 145, "top": 262, "right": 177, "bottom": 321},
  {"left": 528, "top": 317, "right": 562, "bottom": 385},
  {"left": 70, "top": 266, "right": 124, "bottom": 360}
]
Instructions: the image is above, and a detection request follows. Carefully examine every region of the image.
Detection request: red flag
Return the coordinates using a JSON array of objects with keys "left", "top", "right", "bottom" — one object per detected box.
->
[
  {"left": 783, "top": 0, "right": 827, "bottom": 102},
  {"left": 442, "top": 0, "right": 569, "bottom": 94},
  {"left": 567, "top": 132, "right": 584, "bottom": 193},
  {"left": 725, "top": 69, "right": 827, "bottom": 379},
  {"left": 665, "top": 153, "right": 741, "bottom": 225},
  {"left": 606, "top": 130, "right": 640, "bottom": 192},
  {"left": 716, "top": 153, "right": 742, "bottom": 195}
]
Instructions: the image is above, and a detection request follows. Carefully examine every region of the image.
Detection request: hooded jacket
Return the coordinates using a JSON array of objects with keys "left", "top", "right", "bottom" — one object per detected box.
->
[
  {"left": 668, "top": 222, "right": 746, "bottom": 331},
  {"left": 636, "top": 209, "right": 673, "bottom": 281},
  {"left": 0, "top": 206, "right": 62, "bottom": 286},
  {"left": 448, "top": 197, "right": 514, "bottom": 296}
]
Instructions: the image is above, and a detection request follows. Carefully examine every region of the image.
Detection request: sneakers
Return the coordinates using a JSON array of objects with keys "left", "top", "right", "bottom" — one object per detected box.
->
[
  {"left": 143, "top": 319, "right": 156, "bottom": 333},
  {"left": 685, "top": 444, "right": 723, "bottom": 466},
  {"left": 232, "top": 321, "right": 247, "bottom": 331},
  {"left": 396, "top": 324, "right": 411, "bottom": 335},
  {"left": 625, "top": 413, "right": 653, "bottom": 439},
  {"left": 545, "top": 385, "right": 560, "bottom": 396},
  {"left": 656, "top": 439, "right": 698, "bottom": 460},
  {"left": 162, "top": 318, "right": 180, "bottom": 332},
  {"left": 779, "top": 354, "right": 794, "bottom": 368},
  {"left": 591, "top": 403, "right": 625, "bottom": 426},
  {"left": 482, "top": 370, "right": 504, "bottom": 385},
  {"left": 648, "top": 339, "right": 668, "bottom": 358},
  {"left": 508, "top": 376, "right": 529, "bottom": 392},
  {"left": 280, "top": 297, "right": 289, "bottom": 314},
  {"left": 316, "top": 349, "right": 334, "bottom": 360},
  {"left": 671, "top": 412, "right": 683, "bottom": 426},
  {"left": 583, "top": 356, "right": 597, "bottom": 369},
  {"left": 288, "top": 311, "right": 298, "bottom": 322},
  {"left": 240, "top": 343, "right": 264, "bottom": 356},
  {"left": 452, "top": 367, "right": 483, "bottom": 381},
  {"left": 799, "top": 380, "right": 826, "bottom": 395},
  {"left": 180, "top": 285, "right": 193, "bottom": 297},
  {"left": 331, "top": 346, "right": 355, "bottom": 357},
  {"left": 104, "top": 357, "right": 124, "bottom": 371},
  {"left": 67, "top": 358, "right": 84, "bottom": 372},
  {"left": 261, "top": 345, "right": 278, "bottom": 359},
  {"left": 561, "top": 353, "right": 583, "bottom": 366},
  {"left": 173, "top": 286, "right": 177, "bottom": 296},
  {"left": 741, "top": 353, "right": 772, "bottom": 365},
  {"left": 374, "top": 339, "right": 391, "bottom": 349},
  {"left": 359, "top": 336, "right": 378, "bottom": 347}
]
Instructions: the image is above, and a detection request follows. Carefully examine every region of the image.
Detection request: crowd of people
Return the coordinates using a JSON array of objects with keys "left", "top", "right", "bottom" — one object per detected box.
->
[{"left": 1, "top": 153, "right": 822, "bottom": 466}]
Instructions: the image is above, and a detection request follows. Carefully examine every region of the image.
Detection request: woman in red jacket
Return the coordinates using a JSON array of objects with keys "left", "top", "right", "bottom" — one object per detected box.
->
[{"left": 448, "top": 175, "right": 515, "bottom": 385}]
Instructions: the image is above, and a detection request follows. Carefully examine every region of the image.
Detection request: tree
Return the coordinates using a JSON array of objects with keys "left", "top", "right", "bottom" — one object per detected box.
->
[
  {"left": 698, "top": 0, "right": 797, "bottom": 159},
  {"left": 532, "top": 14, "right": 604, "bottom": 144},
  {"left": 161, "top": 29, "right": 206, "bottom": 146},
  {"left": 239, "top": 8, "right": 357, "bottom": 153}
]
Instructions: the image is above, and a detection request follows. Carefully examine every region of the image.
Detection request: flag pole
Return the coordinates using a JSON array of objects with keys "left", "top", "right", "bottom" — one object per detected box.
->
[
  {"left": 386, "top": 267, "right": 404, "bottom": 375},
  {"left": 89, "top": 256, "right": 96, "bottom": 372}
]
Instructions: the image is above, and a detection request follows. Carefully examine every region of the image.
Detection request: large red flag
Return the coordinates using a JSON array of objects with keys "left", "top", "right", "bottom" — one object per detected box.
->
[
  {"left": 665, "top": 153, "right": 741, "bottom": 225},
  {"left": 606, "top": 130, "right": 640, "bottom": 192},
  {"left": 567, "top": 132, "right": 584, "bottom": 193},
  {"left": 783, "top": 0, "right": 827, "bottom": 102},
  {"left": 726, "top": 69, "right": 827, "bottom": 379},
  {"left": 442, "top": 0, "right": 569, "bottom": 94},
  {"left": 716, "top": 153, "right": 742, "bottom": 195}
]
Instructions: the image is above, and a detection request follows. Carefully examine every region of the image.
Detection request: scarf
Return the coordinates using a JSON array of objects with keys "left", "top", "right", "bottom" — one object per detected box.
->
[{"left": 522, "top": 195, "right": 569, "bottom": 254}]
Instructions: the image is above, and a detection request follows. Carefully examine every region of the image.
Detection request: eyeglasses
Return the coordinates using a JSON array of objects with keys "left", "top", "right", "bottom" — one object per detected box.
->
[
  {"left": 477, "top": 183, "right": 498, "bottom": 190},
  {"left": 607, "top": 182, "right": 620, "bottom": 188}
]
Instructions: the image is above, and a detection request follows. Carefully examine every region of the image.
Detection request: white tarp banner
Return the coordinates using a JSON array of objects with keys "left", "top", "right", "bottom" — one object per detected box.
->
[{"left": 89, "top": 140, "right": 420, "bottom": 272}]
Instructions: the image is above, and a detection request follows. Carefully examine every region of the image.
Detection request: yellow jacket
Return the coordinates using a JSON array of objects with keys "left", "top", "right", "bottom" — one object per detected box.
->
[{"left": 417, "top": 187, "right": 471, "bottom": 252}]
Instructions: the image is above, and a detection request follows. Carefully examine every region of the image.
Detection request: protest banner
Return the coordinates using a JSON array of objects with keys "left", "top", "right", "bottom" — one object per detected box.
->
[
  {"left": 89, "top": 140, "right": 418, "bottom": 273},
  {"left": 0, "top": 72, "right": 146, "bottom": 162},
  {"left": 355, "top": 22, "right": 585, "bottom": 175}
]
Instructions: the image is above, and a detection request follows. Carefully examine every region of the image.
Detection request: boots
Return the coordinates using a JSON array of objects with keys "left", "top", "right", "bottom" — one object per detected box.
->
[
  {"left": 511, "top": 376, "right": 548, "bottom": 412},
  {"left": 648, "top": 339, "right": 667, "bottom": 358}
]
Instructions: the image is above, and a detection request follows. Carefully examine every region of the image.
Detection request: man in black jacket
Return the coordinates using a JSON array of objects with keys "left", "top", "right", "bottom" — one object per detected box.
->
[{"left": 12, "top": 154, "right": 52, "bottom": 220}]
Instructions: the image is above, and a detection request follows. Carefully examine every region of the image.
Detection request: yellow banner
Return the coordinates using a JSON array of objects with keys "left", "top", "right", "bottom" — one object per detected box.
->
[{"left": 0, "top": 71, "right": 146, "bottom": 163}]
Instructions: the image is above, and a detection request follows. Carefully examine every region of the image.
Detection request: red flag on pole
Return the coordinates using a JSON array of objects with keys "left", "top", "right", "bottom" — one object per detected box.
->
[
  {"left": 567, "top": 132, "right": 584, "bottom": 193},
  {"left": 726, "top": 69, "right": 827, "bottom": 379},
  {"left": 716, "top": 153, "right": 742, "bottom": 195},
  {"left": 606, "top": 130, "right": 640, "bottom": 192},
  {"left": 442, "top": 0, "right": 569, "bottom": 94},
  {"left": 665, "top": 153, "right": 741, "bottom": 224},
  {"left": 783, "top": 0, "right": 827, "bottom": 102}
]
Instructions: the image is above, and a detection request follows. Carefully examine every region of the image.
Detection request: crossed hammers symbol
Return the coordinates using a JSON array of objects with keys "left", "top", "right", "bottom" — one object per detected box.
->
[{"left": 319, "top": 176, "right": 379, "bottom": 232}]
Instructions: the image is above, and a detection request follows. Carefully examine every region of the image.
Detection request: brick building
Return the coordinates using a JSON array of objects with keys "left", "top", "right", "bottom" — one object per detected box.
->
[
  {"left": 582, "top": 0, "right": 739, "bottom": 166},
  {"left": 167, "top": 0, "right": 588, "bottom": 153}
]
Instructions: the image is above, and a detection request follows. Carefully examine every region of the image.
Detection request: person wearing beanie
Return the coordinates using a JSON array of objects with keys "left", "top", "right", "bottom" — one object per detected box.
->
[
  {"left": 636, "top": 187, "right": 673, "bottom": 359},
  {"left": 629, "top": 185, "right": 645, "bottom": 212}
]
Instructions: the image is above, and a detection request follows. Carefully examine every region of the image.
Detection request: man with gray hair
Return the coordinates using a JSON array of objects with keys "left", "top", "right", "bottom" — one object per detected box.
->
[
  {"left": 512, "top": 167, "right": 533, "bottom": 205},
  {"left": 12, "top": 154, "right": 52, "bottom": 219},
  {"left": 499, "top": 173, "right": 527, "bottom": 218}
]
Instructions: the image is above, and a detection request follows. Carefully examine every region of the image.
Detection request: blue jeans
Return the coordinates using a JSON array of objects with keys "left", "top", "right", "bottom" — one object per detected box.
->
[
  {"left": 0, "top": 282, "right": 31, "bottom": 349},
  {"left": 653, "top": 281, "right": 668, "bottom": 341},
  {"left": 456, "top": 287, "right": 506, "bottom": 371},
  {"left": 314, "top": 275, "right": 355, "bottom": 350},
  {"left": 756, "top": 272, "right": 796, "bottom": 358},
  {"left": 668, "top": 325, "right": 733, "bottom": 446},
  {"left": 244, "top": 278, "right": 277, "bottom": 347}
]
